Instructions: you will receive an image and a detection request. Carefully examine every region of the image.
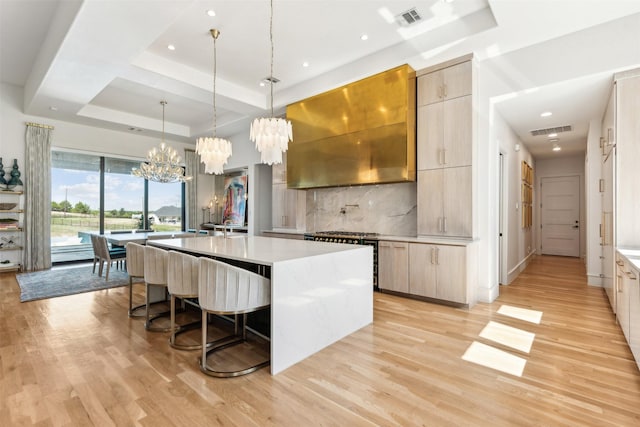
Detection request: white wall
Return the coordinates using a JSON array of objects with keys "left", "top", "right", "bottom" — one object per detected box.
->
[{"left": 494, "top": 110, "right": 535, "bottom": 285}]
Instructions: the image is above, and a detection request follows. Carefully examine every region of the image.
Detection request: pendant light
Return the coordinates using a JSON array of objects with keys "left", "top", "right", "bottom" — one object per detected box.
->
[
  {"left": 132, "top": 101, "right": 192, "bottom": 183},
  {"left": 249, "top": 0, "right": 293, "bottom": 166},
  {"left": 196, "top": 29, "right": 232, "bottom": 175}
]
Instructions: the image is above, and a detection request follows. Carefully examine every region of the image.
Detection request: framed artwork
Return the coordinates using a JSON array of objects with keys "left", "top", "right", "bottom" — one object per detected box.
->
[{"left": 222, "top": 175, "right": 248, "bottom": 225}]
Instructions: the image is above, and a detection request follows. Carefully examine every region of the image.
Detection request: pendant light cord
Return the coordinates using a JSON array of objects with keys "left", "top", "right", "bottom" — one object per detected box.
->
[
  {"left": 270, "top": 0, "right": 274, "bottom": 117},
  {"left": 160, "top": 100, "right": 166, "bottom": 143},
  {"left": 212, "top": 30, "right": 219, "bottom": 138}
]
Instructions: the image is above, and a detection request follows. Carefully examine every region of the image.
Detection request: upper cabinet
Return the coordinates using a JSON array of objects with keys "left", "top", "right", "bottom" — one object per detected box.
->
[
  {"left": 417, "top": 61, "right": 472, "bottom": 106},
  {"left": 416, "top": 56, "right": 475, "bottom": 238},
  {"left": 271, "top": 153, "right": 306, "bottom": 231}
]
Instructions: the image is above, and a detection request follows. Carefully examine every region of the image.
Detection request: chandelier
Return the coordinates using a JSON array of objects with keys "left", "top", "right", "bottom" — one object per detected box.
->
[
  {"left": 249, "top": 0, "right": 293, "bottom": 166},
  {"left": 196, "top": 29, "right": 232, "bottom": 175},
  {"left": 132, "top": 101, "right": 193, "bottom": 183}
]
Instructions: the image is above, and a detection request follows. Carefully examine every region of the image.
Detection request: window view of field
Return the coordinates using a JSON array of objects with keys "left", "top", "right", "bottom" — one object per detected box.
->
[{"left": 50, "top": 151, "right": 183, "bottom": 261}]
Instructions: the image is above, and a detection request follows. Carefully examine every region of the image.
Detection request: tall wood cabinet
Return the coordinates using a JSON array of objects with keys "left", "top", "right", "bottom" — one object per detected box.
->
[
  {"left": 272, "top": 153, "right": 306, "bottom": 230},
  {"left": 417, "top": 57, "right": 474, "bottom": 238},
  {"left": 601, "top": 68, "right": 640, "bottom": 314}
]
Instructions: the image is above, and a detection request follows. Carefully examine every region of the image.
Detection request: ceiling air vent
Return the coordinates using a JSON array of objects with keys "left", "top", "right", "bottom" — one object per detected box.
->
[
  {"left": 530, "top": 125, "right": 572, "bottom": 136},
  {"left": 396, "top": 8, "right": 422, "bottom": 26}
]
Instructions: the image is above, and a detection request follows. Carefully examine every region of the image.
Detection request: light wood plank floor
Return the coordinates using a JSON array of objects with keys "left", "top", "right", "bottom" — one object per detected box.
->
[{"left": 1, "top": 255, "right": 639, "bottom": 426}]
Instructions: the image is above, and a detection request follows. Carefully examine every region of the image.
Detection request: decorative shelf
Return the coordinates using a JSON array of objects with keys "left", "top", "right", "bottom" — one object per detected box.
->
[
  {"left": 0, "top": 209, "right": 23, "bottom": 213},
  {"left": 0, "top": 263, "right": 22, "bottom": 273},
  {"left": 0, "top": 227, "right": 23, "bottom": 232},
  {"left": 0, "top": 246, "right": 23, "bottom": 252},
  {"left": 0, "top": 190, "right": 23, "bottom": 195}
]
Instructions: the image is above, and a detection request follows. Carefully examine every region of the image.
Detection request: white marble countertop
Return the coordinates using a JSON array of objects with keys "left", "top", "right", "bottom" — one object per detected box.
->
[
  {"left": 617, "top": 247, "right": 640, "bottom": 271},
  {"left": 148, "top": 235, "right": 369, "bottom": 266}
]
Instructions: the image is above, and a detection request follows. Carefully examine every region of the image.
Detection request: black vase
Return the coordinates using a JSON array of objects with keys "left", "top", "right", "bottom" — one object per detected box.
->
[{"left": 7, "top": 159, "right": 23, "bottom": 190}]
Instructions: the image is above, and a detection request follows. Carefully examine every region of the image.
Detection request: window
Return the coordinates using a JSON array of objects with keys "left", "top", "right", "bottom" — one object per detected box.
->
[{"left": 51, "top": 150, "right": 185, "bottom": 263}]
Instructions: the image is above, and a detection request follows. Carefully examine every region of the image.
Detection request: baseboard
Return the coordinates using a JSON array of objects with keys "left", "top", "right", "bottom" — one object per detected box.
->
[
  {"left": 477, "top": 283, "right": 499, "bottom": 303},
  {"left": 506, "top": 250, "right": 536, "bottom": 285},
  {"left": 587, "top": 274, "right": 603, "bottom": 287}
]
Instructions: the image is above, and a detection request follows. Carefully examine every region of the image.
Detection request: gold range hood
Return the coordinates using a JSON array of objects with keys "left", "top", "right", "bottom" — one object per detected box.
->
[{"left": 285, "top": 64, "right": 416, "bottom": 189}]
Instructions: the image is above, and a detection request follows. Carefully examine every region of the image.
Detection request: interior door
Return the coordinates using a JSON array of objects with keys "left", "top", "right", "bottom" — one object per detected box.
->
[{"left": 540, "top": 176, "right": 580, "bottom": 257}]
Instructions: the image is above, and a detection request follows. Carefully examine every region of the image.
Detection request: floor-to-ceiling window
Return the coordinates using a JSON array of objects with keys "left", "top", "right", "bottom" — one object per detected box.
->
[{"left": 51, "top": 150, "right": 184, "bottom": 263}]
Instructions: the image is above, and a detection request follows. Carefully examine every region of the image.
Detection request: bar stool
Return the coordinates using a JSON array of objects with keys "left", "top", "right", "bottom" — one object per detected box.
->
[
  {"left": 143, "top": 245, "right": 171, "bottom": 332},
  {"left": 167, "top": 251, "right": 201, "bottom": 350},
  {"left": 198, "top": 257, "right": 271, "bottom": 377},
  {"left": 125, "top": 242, "right": 146, "bottom": 318}
]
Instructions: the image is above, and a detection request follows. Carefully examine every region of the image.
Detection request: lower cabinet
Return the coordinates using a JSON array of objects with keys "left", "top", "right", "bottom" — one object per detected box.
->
[
  {"left": 409, "top": 243, "right": 467, "bottom": 303},
  {"left": 615, "top": 251, "right": 640, "bottom": 370},
  {"left": 379, "top": 239, "right": 476, "bottom": 306},
  {"left": 379, "top": 241, "right": 409, "bottom": 293}
]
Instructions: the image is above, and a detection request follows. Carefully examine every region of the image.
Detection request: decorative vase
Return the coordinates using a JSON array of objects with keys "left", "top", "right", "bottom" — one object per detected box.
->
[
  {"left": 0, "top": 158, "right": 7, "bottom": 190},
  {"left": 6, "top": 159, "right": 23, "bottom": 190}
]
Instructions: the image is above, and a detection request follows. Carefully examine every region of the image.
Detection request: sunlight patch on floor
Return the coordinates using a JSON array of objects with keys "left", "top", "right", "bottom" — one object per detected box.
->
[
  {"left": 462, "top": 341, "right": 526, "bottom": 377},
  {"left": 479, "top": 321, "right": 535, "bottom": 353},
  {"left": 497, "top": 305, "right": 543, "bottom": 324}
]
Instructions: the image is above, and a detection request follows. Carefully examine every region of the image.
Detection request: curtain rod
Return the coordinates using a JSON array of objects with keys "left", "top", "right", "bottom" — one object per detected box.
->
[{"left": 25, "top": 122, "right": 54, "bottom": 130}]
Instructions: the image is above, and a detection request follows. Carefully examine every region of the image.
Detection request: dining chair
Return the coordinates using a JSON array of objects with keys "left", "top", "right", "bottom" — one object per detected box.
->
[
  {"left": 94, "top": 235, "right": 126, "bottom": 280},
  {"left": 198, "top": 257, "right": 271, "bottom": 377}
]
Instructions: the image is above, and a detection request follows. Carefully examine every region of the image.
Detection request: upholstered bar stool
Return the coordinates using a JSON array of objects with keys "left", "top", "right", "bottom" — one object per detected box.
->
[
  {"left": 198, "top": 257, "right": 271, "bottom": 377},
  {"left": 167, "top": 250, "right": 202, "bottom": 350},
  {"left": 143, "top": 245, "right": 171, "bottom": 332},
  {"left": 125, "top": 242, "right": 146, "bottom": 318}
]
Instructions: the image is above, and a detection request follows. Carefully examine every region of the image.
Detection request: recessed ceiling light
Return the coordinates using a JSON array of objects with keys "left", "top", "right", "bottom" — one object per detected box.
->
[
  {"left": 49, "top": 106, "right": 58, "bottom": 111},
  {"left": 549, "top": 138, "right": 559, "bottom": 143},
  {"left": 259, "top": 81, "right": 266, "bottom": 87},
  {"left": 540, "top": 111, "right": 552, "bottom": 117},
  {"left": 207, "top": 10, "right": 216, "bottom": 17},
  {"left": 547, "top": 133, "right": 558, "bottom": 138},
  {"left": 302, "top": 62, "right": 309, "bottom": 67},
  {"left": 360, "top": 34, "right": 368, "bottom": 41},
  {"left": 444, "top": 0, "right": 455, "bottom": 3},
  {"left": 552, "top": 144, "right": 561, "bottom": 152},
  {"left": 167, "top": 44, "right": 176, "bottom": 51}
]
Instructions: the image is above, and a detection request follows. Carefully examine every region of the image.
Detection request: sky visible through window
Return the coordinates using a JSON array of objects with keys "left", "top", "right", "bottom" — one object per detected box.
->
[{"left": 51, "top": 168, "right": 181, "bottom": 212}]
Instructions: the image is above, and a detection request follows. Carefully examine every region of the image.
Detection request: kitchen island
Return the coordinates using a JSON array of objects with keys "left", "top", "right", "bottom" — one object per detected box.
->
[{"left": 148, "top": 236, "right": 373, "bottom": 374}]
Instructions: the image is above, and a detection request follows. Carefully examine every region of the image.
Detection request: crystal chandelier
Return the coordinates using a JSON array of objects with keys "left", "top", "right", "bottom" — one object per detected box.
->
[
  {"left": 196, "top": 29, "right": 232, "bottom": 175},
  {"left": 132, "top": 101, "right": 192, "bottom": 183},
  {"left": 249, "top": 0, "right": 293, "bottom": 166}
]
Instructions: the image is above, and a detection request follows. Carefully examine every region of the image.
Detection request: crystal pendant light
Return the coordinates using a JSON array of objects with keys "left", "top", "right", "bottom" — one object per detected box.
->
[
  {"left": 249, "top": 0, "right": 293, "bottom": 166},
  {"left": 196, "top": 29, "right": 232, "bottom": 175},
  {"left": 132, "top": 101, "right": 192, "bottom": 183}
]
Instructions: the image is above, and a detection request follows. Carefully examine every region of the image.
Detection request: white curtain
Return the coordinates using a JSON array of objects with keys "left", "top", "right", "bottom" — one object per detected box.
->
[
  {"left": 184, "top": 149, "right": 199, "bottom": 230},
  {"left": 23, "top": 125, "right": 52, "bottom": 271}
]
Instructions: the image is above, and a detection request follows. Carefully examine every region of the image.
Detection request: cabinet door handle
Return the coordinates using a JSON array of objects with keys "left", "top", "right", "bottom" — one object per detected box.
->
[
  {"left": 617, "top": 275, "right": 622, "bottom": 292},
  {"left": 626, "top": 271, "right": 637, "bottom": 280},
  {"left": 443, "top": 217, "right": 447, "bottom": 233},
  {"left": 430, "top": 247, "right": 435, "bottom": 264},
  {"left": 599, "top": 179, "right": 604, "bottom": 193},
  {"left": 435, "top": 247, "right": 440, "bottom": 265},
  {"left": 442, "top": 149, "right": 447, "bottom": 165},
  {"left": 438, "top": 217, "right": 443, "bottom": 233},
  {"left": 438, "top": 85, "right": 443, "bottom": 99},
  {"left": 443, "top": 84, "right": 448, "bottom": 98},
  {"left": 616, "top": 260, "right": 624, "bottom": 266}
]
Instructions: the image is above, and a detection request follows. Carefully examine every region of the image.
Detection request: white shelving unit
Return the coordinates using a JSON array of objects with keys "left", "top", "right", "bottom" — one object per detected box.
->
[{"left": 0, "top": 189, "right": 24, "bottom": 273}]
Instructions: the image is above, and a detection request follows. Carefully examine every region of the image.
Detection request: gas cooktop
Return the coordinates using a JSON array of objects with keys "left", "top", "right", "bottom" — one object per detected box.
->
[{"left": 313, "top": 231, "right": 379, "bottom": 238}]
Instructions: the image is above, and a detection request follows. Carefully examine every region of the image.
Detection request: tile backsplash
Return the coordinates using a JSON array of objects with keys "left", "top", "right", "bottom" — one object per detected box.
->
[{"left": 305, "top": 182, "right": 417, "bottom": 236}]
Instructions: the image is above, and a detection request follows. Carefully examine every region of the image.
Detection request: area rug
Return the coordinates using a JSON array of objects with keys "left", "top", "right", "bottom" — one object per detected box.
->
[{"left": 17, "top": 265, "right": 135, "bottom": 302}]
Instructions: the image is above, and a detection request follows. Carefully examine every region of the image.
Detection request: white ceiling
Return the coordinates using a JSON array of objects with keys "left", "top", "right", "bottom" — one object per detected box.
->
[{"left": 1, "top": 0, "right": 640, "bottom": 159}]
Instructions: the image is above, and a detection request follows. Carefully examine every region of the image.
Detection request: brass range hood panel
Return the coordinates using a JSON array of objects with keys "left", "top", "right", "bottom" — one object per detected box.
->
[{"left": 286, "top": 64, "right": 416, "bottom": 189}]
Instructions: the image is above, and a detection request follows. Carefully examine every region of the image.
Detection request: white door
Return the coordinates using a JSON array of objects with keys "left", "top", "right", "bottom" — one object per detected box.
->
[{"left": 540, "top": 176, "right": 580, "bottom": 257}]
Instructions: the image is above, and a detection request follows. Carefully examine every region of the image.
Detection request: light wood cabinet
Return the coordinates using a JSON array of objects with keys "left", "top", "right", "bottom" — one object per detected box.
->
[
  {"left": 417, "top": 57, "right": 474, "bottom": 239},
  {"left": 615, "top": 251, "right": 640, "bottom": 370},
  {"left": 417, "top": 167, "right": 472, "bottom": 237},
  {"left": 629, "top": 265, "right": 640, "bottom": 370},
  {"left": 417, "top": 61, "right": 472, "bottom": 106},
  {"left": 378, "top": 241, "right": 409, "bottom": 293},
  {"left": 616, "top": 258, "right": 631, "bottom": 342},
  {"left": 418, "top": 95, "right": 472, "bottom": 170},
  {"left": 272, "top": 183, "right": 303, "bottom": 229},
  {"left": 409, "top": 243, "right": 467, "bottom": 303}
]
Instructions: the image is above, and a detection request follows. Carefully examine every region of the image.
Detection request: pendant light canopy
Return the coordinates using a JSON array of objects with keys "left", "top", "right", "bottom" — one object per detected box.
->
[
  {"left": 132, "top": 101, "right": 192, "bottom": 183},
  {"left": 196, "top": 28, "right": 232, "bottom": 175},
  {"left": 249, "top": 0, "right": 293, "bottom": 166}
]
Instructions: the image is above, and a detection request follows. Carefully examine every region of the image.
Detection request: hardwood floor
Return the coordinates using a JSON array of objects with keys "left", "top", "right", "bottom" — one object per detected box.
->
[{"left": 1, "top": 255, "right": 639, "bottom": 426}]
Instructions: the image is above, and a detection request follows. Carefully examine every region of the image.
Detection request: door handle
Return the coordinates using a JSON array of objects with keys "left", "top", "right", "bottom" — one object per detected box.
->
[{"left": 572, "top": 225, "right": 579, "bottom": 229}]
